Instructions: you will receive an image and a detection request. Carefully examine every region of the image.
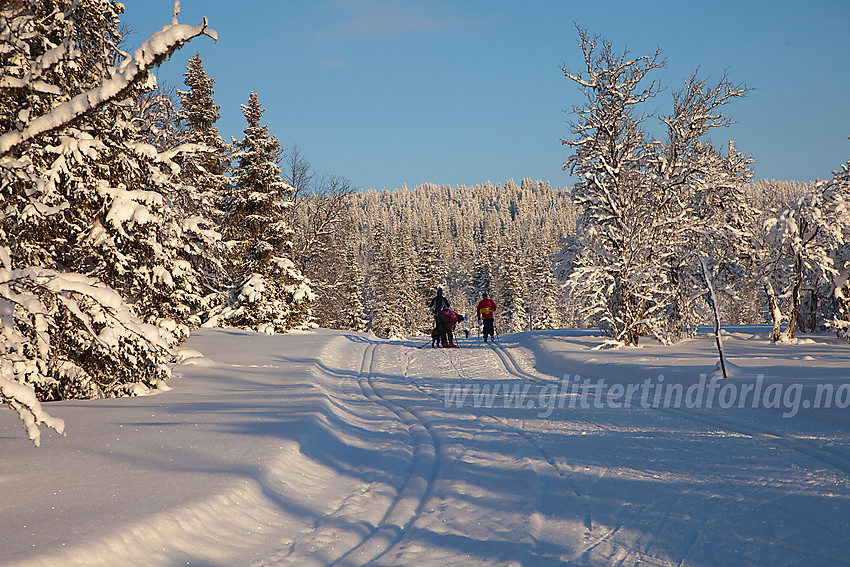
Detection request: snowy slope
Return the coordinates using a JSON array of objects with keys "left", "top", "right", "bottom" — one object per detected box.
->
[{"left": 2, "top": 327, "right": 850, "bottom": 566}]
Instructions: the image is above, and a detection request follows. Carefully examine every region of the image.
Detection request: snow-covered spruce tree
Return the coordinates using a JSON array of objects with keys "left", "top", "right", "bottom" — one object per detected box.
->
[
  {"left": 66, "top": 80, "right": 219, "bottom": 346},
  {"left": 207, "top": 91, "right": 312, "bottom": 333},
  {"left": 368, "top": 223, "right": 409, "bottom": 338},
  {"left": 530, "top": 249, "right": 561, "bottom": 330},
  {"left": 414, "top": 232, "right": 445, "bottom": 330},
  {"left": 0, "top": 0, "right": 215, "bottom": 442},
  {"left": 174, "top": 53, "right": 230, "bottom": 216},
  {"left": 340, "top": 244, "right": 367, "bottom": 332},
  {"left": 470, "top": 256, "right": 493, "bottom": 301},
  {"left": 372, "top": 223, "right": 418, "bottom": 338},
  {"left": 497, "top": 233, "right": 528, "bottom": 334},
  {"left": 47, "top": 45, "right": 217, "bottom": 343},
  {"left": 8, "top": 4, "right": 213, "bottom": 334},
  {"left": 0, "top": 247, "right": 171, "bottom": 406},
  {"left": 416, "top": 232, "right": 443, "bottom": 299},
  {"left": 162, "top": 54, "right": 232, "bottom": 315},
  {"left": 131, "top": 70, "right": 230, "bottom": 321},
  {"left": 1, "top": 1, "right": 217, "bottom": 345},
  {"left": 469, "top": 230, "right": 496, "bottom": 303},
  {"left": 397, "top": 239, "right": 421, "bottom": 333},
  {"left": 555, "top": 28, "right": 751, "bottom": 345},
  {"left": 131, "top": 89, "right": 229, "bottom": 326}
]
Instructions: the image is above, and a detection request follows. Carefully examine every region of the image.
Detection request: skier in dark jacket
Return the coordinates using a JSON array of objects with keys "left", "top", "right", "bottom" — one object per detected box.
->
[
  {"left": 428, "top": 288, "right": 456, "bottom": 347},
  {"left": 428, "top": 288, "right": 450, "bottom": 315}
]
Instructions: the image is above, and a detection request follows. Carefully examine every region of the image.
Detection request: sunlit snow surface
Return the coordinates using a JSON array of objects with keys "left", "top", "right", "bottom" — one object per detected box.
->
[{"left": 2, "top": 327, "right": 850, "bottom": 566}]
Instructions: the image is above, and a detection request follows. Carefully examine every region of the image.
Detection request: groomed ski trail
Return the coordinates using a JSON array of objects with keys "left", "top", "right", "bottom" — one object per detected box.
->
[
  {"left": 483, "top": 334, "right": 850, "bottom": 566},
  {"left": 330, "top": 342, "right": 440, "bottom": 566},
  {"left": 8, "top": 329, "right": 849, "bottom": 567}
]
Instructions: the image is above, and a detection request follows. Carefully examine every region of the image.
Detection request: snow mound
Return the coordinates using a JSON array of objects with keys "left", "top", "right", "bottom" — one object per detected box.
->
[{"left": 710, "top": 358, "right": 744, "bottom": 379}]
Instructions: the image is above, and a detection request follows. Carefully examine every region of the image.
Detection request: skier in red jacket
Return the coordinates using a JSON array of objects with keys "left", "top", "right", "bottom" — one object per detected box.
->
[{"left": 476, "top": 293, "right": 497, "bottom": 342}]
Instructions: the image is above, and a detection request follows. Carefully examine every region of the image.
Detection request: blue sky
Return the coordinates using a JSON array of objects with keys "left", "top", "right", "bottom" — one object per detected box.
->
[{"left": 122, "top": 0, "right": 850, "bottom": 191}]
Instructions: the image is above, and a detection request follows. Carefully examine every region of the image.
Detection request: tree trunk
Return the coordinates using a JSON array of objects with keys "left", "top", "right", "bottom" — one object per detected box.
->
[
  {"left": 808, "top": 291, "right": 818, "bottom": 332},
  {"left": 787, "top": 253, "right": 803, "bottom": 340},
  {"left": 839, "top": 286, "right": 850, "bottom": 323},
  {"left": 699, "top": 256, "right": 727, "bottom": 380},
  {"left": 764, "top": 280, "right": 782, "bottom": 342}
]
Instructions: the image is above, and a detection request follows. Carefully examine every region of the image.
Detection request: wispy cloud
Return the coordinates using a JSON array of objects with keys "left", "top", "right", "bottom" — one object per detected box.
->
[
  {"left": 318, "top": 57, "right": 351, "bottom": 71},
  {"left": 318, "top": 0, "right": 474, "bottom": 41}
]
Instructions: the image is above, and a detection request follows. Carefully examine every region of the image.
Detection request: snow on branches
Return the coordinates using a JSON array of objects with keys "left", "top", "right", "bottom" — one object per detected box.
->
[
  {"left": 759, "top": 158, "right": 850, "bottom": 342},
  {"left": 761, "top": 184, "right": 846, "bottom": 341},
  {"left": 0, "top": 0, "right": 215, "bottom": 443},
  {"left": 0, "top": 1, "right": 217, "bottom": 158},
  {"left": 0, "top": 248, "right": 171, "bottom": 443},
  {"left": 203, "top": 260, "right": 314, "bottom": 335},
  {"left": 556, "top": 27, "right": 754, "bottom": 346},
  {"left": 207, "top": 92, "right": 313, "bottom": 333},
  {"left": 831, "top": 160, "right": 850, "bottom": 341}
]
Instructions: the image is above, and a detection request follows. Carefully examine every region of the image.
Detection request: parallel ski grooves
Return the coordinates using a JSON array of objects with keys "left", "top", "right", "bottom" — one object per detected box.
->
[{"left": 332, "top": 343, "right": 438, "bottom": 566}]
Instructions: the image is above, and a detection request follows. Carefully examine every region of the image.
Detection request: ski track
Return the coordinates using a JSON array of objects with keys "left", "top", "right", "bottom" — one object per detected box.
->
[
  {"left": 484, "top": 343, "right": 677, "bottom": 566},
  {"left": 6, "top": 330, "right": 849, "bottom": 567},
  {"left": 411, "top": 343, "right": 654, "bottom": 565},
  {"left": 486, "top": 339, "right": 850, "bottom": 567},
  {"left": 395, "top": 340, "right": 686, "bottom": 566},
  {"left": 383, "top": 343, "right": 575, "bottom": 564},
  {"left": 255, "top": 340, "right": 440, "bottom": 567},
  {"left": 320, "top": 337, "right": 850, "bottom": 567},
  {"left": 439, "top": 347, "right": 557, "bottom": 562},
  {"left": 329, "top": 343, "right": 440, "bottom": 566}
]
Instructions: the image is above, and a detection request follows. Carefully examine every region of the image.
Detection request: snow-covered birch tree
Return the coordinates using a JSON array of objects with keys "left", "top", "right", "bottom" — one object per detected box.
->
[
  {"left": 554, "top": 28, "right": 665, "bottom": 345},
  {"left": 555, "top": 28, "right": 752, "bottom": 345},
  {"left": 288, "top": 172, "right": 359, "bottom": 329},
  {"left": 761, "top": 169, "right": 849, "bottom": 341}
]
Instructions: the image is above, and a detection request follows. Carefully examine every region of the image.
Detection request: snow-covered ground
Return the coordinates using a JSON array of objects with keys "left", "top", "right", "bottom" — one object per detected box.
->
[{"left": 2, "top": 327, "right": 850, "bottom": 566}]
